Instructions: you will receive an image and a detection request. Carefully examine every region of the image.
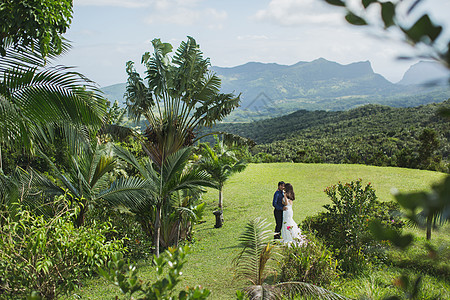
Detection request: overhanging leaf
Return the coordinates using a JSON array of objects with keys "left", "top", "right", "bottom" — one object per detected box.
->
[
  {"left": 362, "top": 0, "right": 377, "bottom": 8},
  {"left": 381, "top": 2, "right": 396, "bottom": 28},
  {"left": 324, "top": 0, "right": 345, "bottom": 7},
  {"left": 345, "top": 11, "right": 367, "bottom": 26},
  {"left": 404, "top": 14, "right": 442, "bottom": 43}
]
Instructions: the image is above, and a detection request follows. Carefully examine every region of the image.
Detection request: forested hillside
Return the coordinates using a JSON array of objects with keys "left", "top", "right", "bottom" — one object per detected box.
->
[{"left": 205, "top": 100, "right": 450, "bottom": 171}]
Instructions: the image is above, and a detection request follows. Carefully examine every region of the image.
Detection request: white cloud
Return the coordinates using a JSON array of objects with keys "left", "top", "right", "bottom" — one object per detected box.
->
[
  {"left": 144, "top": 1, "right": 227, "bottom": 27},
  {"left": 237, "top": 35, "right": 269, "bottom": 41},
  {"left": 75, "top": 0, "right": 151, "bottom": 8},
  {"left": 253, "top": 0, "right": 344, "bottom": 27}
]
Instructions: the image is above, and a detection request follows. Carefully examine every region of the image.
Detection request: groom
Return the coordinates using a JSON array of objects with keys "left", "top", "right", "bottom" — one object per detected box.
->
[{"left": 273, "top": 181, "right": 285, "bottom": 239}]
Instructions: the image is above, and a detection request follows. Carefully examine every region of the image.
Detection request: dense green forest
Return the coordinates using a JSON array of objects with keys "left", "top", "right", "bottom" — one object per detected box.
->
[{"left": 203, "top": 100, "right": 450, "bottom": 171}]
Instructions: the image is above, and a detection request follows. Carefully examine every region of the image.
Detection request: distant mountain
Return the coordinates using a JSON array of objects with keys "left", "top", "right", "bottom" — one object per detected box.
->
[
  {"left": 101, "top": 58, "right": 449, "bottom": 120},
  {"left": 102, "top": 83, "right": 127, "bottom": 106},
  {"left": 398, "top": 61, "right": 449, "bottom": 86}
]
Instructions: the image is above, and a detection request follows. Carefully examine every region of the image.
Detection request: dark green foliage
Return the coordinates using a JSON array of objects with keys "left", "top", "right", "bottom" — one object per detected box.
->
[
  {"left": 207, "top": 101, "right": 450, "bottom": 171},
  {"left": 302, "top": 180, "right": 403, "bottom": 274},
  {"left": 0, "top": 0, "right": 73, "bottom": 56},
  {"left": 280, "top": 233, "right": 341, "bottom": 286},
  {"left": 393, "top": 176, "right": 450, "bottom": 241},
  {"left": 418, "top": 128, "right": 440, "bottom": 169},
  {"left": 87, "top": 204, "right": 154, "bottom": 261},
  {"left": 1, "top": 132, "right": 71, "bottom": 176},
  {"left": 99, "top": 246, "right": 211, "bottom": 299}
]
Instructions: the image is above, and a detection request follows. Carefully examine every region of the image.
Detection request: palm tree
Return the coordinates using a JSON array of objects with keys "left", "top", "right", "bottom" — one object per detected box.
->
[
  {"left": 197, "top": 137, "right": 247, "bottom": 209},
  {"left": 16, "top": 142, "right": 117, "bottom": 226},
  {"left": 125, "top": 37, "right": 240, "bottom": 167},
  {"left": 100, "top": 145, "right": 217, "bottom": 256},
  {"left": 0, "top": 38, "right": 106, "bottom": 171},
  {"left": 233, "top": 218, "right": 349, "bottom": 300},
  {"left": 167, "top": 189, "right": 206, "bottom": 247}
]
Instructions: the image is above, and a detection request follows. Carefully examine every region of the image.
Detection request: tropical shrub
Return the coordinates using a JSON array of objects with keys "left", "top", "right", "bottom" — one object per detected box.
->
[
  {"left": 302, "top": 179, "right": 403, "bottom": 274},
  {"left": 99, "top": 246, "right": 211, "bottom": 299},
  {"left": 280, "top": 233, "right": 341, "bottom": 286},
  {"left": 0, "top": 199, "right": 125, "bottom": 299},
  {"left": 233, "top": 218, "right": 348, "bottom": 300}
]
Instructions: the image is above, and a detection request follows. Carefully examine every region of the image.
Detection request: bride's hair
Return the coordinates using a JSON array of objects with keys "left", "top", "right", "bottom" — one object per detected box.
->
[{"left": 285, "top": 183, "right": 295, "bottom": 200}]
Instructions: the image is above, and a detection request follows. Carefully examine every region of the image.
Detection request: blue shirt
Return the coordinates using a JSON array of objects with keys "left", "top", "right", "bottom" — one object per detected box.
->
[{"left": 273, "top": 190, "right": 284, "bottom": 211}]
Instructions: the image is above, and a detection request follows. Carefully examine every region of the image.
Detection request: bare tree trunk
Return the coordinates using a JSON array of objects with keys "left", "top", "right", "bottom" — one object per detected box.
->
[
  {"left": 155, "top": 204, "right": 161, "bottom": 257},
  {"left": 75, "top": 202, "right": 87, "bottom": 228},
  {"left": 175, "top": 218, "right": 181, "bottom": 247},
  {"left": 218, "top": 187, "right": 223, "bottom": 209},
  {"left": 426, "top": 215, "right": 432, "bottom": 240}
]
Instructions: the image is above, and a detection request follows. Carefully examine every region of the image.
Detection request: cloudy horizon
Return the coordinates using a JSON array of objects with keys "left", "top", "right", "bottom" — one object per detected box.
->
[{"left": 54, "top": 0, "right": 450, "bottom": 87}]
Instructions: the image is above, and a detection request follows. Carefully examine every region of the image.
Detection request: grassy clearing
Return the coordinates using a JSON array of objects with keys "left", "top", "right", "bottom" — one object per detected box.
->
[{"left": 71, "top": 163, "right": 448, "bottom": 299}]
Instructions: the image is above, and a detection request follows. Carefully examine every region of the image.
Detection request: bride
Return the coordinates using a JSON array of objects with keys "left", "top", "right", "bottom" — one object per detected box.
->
[{"left": 281, "top": 183, "right": 306, "bottom": 245}]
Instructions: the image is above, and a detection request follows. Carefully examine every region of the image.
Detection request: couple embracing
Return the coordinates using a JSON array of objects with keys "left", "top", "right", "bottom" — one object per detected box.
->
[{"left": 273, "top": 181, "right": 306, "bottom": 245}]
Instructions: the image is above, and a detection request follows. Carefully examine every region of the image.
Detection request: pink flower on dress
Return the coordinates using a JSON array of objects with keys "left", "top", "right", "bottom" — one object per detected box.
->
[{"left": 287, "top": 226, "right": 292, "bottom": 231}]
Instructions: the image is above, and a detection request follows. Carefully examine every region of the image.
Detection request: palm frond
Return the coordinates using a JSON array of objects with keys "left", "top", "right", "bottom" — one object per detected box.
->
[
  {"left": 162, "top": 147, "right": 193, "bottom": 183},
  {"left": 99, "top": 176, "right": 155, "bottom": 212},
  {"left": 169, "top": 169, "right": 217, "bottom": 194},
  {"left": 242, "top": 284, "right": 277, "bottom": 300},
  {"left": 233, "top": 218, "right": 275, "bottom": 285},
  {"left": 84, "top": 143, "right": 116, "bottom": 189},
  {"left": 113, "top": 144, "right": 155, "bottom": 180},
  {"left": 1, "top": 39, "right": 106, "bottom": 152}
]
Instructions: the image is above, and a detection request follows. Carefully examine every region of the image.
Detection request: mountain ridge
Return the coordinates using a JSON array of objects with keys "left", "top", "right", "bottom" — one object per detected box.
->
[{"left": 101, "top": 58, "right": 449, "bottom": 121}]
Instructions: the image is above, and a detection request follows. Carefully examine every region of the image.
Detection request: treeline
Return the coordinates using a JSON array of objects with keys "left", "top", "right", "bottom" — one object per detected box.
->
[{"left": 204, "top": 100, "right": 450, "bottom": 172}]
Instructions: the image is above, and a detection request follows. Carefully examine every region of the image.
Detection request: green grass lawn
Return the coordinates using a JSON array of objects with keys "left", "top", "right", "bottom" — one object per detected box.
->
[{"left": 72, "top": 163, "right": 449, "bottom": 299}]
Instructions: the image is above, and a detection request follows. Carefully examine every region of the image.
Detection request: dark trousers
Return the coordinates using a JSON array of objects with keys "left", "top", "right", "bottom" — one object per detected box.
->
[{"left": 274, "top": 209, "right": 283, "bottom": 239}]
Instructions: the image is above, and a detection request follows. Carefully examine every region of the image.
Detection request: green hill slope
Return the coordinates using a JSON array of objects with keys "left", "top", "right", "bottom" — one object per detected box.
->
[{"left": 206, "top": 100, "right": 450, "bottom": 170}]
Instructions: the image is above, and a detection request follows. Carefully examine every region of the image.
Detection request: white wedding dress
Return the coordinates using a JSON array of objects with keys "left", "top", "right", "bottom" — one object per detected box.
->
[{"left": 281, "top": 202, "right": 306, "bottom": 246}]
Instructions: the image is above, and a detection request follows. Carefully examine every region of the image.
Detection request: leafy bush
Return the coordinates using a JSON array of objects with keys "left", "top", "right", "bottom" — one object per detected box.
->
[
  {"left": 87, "top": 203, "right": 154, "bottom": 261},
  {"left": 0, "top": 202, "right": 125, "bottom": 299},
  {"left": 302, "top": 179, "right": 403, "bottom": 274},
  {"left": 280, "top": 233, "right": 341, "bottom": 286},
  {"left": 100, "top": 246, "right": 210, "bottom": 299}
]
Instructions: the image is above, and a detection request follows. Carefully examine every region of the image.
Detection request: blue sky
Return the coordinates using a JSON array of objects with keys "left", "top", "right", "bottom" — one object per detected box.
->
[{"left": 54, "top": 0, "right": 450, "bottom": 87}]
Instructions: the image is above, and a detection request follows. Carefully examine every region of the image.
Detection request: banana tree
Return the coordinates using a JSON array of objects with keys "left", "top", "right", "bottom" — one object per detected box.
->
[{"left": 100, "top": 145, "right": 217, "bottom": 256}]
